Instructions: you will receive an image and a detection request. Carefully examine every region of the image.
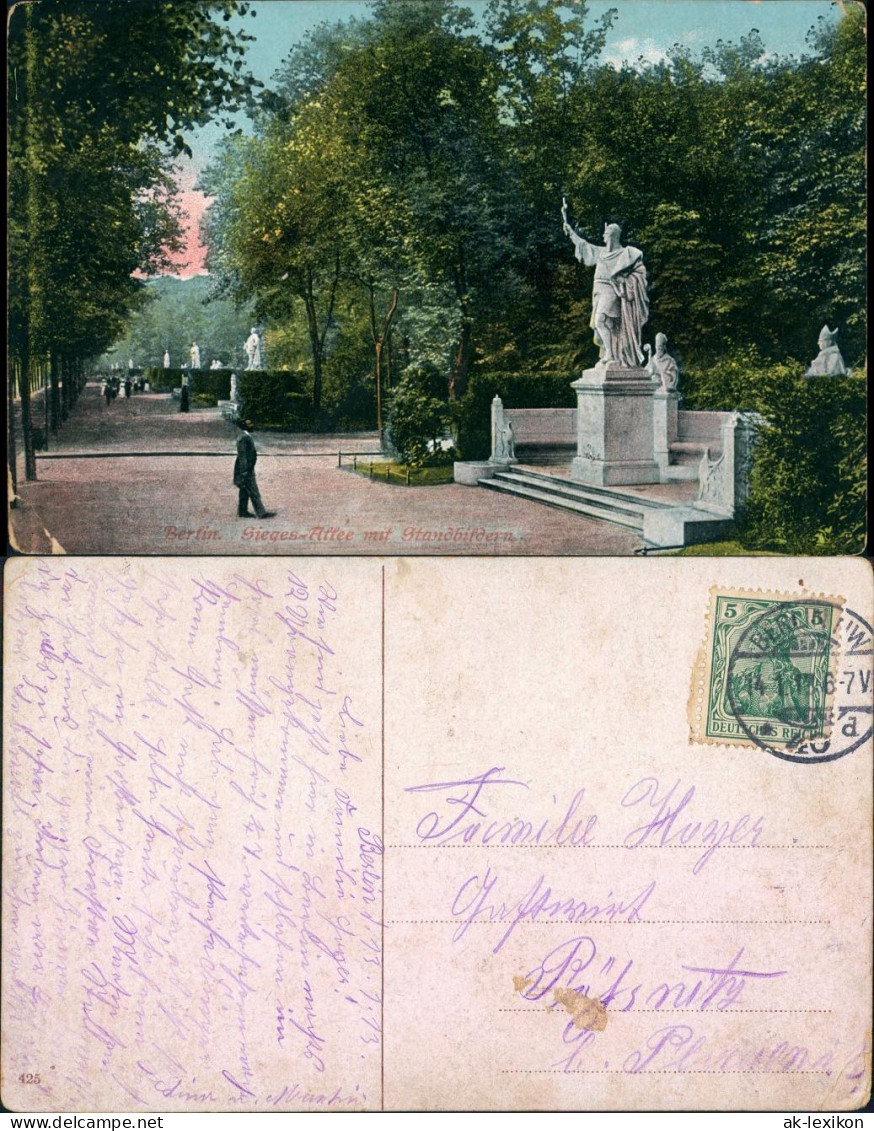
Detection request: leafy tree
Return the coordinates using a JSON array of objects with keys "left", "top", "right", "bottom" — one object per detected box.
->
[{"left": 8, "top": 0, "right": 258, "bottom": 479}]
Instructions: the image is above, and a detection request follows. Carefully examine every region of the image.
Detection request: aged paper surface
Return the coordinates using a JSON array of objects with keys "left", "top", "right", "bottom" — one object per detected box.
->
[{"left": 2, "top": 556, "right": 871, "bottom": 1112}]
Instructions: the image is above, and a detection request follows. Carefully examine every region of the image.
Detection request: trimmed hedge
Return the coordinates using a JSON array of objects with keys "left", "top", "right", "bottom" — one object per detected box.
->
[
  {"left": 455, "top": 370, "right": 577, "bottom": 460},
  {"left": 144, "top": 367, "right": 233, "bottom": 402},
  {"left": 238, "top": 370, "right": 310, "bottom": 429},
  {"left": 191, "top": 369, "right": 233, "bottom": 403},
  {"left": 144, "top": 366, "right": 182, "bottom": 392}
]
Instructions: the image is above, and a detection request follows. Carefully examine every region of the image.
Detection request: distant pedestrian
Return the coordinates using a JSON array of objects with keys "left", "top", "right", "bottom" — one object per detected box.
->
[
  {"left": 124, "top": 376, "right": 132, "bottom": 398},
  {"left": 102, "top": 379, "right": 110, "bottom": 406},
  {"left": 179, "top": 383, "right": 190, "bottom": 412},
  {"left": 233, "top": 418, "right": 275, "bottom": 519}
]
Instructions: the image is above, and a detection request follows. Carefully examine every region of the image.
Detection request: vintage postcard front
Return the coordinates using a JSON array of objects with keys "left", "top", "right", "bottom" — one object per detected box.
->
[{"left": 2, "top": 556, "right": 872, "bottom": 1111}]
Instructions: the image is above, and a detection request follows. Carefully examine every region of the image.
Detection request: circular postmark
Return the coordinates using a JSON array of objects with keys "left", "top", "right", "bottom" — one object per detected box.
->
[{"left": 726, "top": 600, "right": 872, "bottom": 764}]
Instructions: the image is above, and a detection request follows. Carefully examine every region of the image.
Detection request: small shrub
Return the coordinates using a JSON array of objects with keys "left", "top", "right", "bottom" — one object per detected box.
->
[{"left": 386, "top": 370, "right": 454, "bottom": 468}]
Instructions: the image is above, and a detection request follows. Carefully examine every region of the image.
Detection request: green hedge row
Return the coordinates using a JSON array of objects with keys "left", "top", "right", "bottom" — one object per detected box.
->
[
  {"left": 740, "top": 371, "right": 866, "bottom": 555},
  {"left": 238, "top": 371, "right": 307, "bottom": 428},
  {"left": 677, "top": 348, "right": 865, "bottom": 554},
  {"left": 144, "top": 367, "right": 234, "bottom": 402},
  {"left": 454, "top": 370, "right": 577, "bottom": 460},
  {"left": 144, "top": 366, "right": 181, "bottom": 392}
]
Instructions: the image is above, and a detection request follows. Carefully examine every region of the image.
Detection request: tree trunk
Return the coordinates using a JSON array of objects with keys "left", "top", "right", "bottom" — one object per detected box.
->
[
  {"left": 367, "top": 281, "right": 399, "bottom": 438},
  {"left": 449, "top": 314, "right": 473, "bottom": 402},
  {"left": 19, "top": 340, "right": 37, "bottom": 480},
  {"left": 61, "top": 355, "right": 70, "bottom": 419},
  {"left": 374, "top": 340, "right": 383, "bottom": 436},
  {"left": 303, "top": 284, "right": 323, "bottom": 412},
  {"left": 49, "top": 350, "right": 60, "bottom": 432},
  {"left": 8, "top": 362, "right": 19, "bottom": 501},
  {"left": 16, "top": 5, "right": 38, "bottom": 480},
  {"left": 449, "top": 247, "right": 472, "bottom": 401}
]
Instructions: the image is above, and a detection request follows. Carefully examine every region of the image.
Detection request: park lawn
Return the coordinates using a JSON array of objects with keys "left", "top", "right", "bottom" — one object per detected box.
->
[
  {"left": 671, "top": 540, "right": 784, "bottom": 556},
  {"left": 346, "top": 459, "right": 454, "bottom": 486}
]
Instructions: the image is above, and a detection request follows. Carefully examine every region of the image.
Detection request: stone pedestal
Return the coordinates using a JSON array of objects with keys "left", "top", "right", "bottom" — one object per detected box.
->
[
  {"left": 652, "top": 389, "right": 680, "bottom": 477},
  {"left": 570, "top": 365, "right": 661, "bottom": 485}
]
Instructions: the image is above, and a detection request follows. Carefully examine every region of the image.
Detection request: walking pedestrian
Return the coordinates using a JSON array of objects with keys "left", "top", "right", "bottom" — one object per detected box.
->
[{"left": 233, "top": 418, "right": 275, "bottom": 519}]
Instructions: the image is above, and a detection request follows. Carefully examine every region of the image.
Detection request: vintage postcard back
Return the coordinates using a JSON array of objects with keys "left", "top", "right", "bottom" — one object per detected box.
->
[{"left": 2, "top": 556, "right": 871, "bottom": 1111}]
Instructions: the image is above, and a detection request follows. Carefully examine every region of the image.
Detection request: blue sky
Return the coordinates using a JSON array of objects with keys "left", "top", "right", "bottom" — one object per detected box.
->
[
  {"left": 188, "top": 0, "right": 844, "bottom": 169},
  {"left": 173, "top": 0, "right": 845, "bottom": 274}
]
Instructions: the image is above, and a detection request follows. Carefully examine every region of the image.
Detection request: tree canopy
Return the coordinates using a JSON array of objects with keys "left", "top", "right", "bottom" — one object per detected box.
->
[{"left": 202, "top": 0, "right": 865, "bottom": 404}]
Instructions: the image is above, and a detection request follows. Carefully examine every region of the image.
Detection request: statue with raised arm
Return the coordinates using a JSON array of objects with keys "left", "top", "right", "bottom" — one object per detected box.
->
[
  {"left": 562, "top": 198, "right": 649, "bottom": 368},
  {"left": 190, "top": 342, "right": 201, "bottom": 370}
]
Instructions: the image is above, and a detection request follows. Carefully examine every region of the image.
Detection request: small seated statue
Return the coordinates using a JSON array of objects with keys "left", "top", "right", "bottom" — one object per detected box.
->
[
  {"left": 502, "top": 420, "right": 516, "bottom": 461},
  {"left": 806, "top": 325, "right": 849, "bottom": 377},
  {"left": 644, "top": 332, "right": 679, "bottom": 391}
]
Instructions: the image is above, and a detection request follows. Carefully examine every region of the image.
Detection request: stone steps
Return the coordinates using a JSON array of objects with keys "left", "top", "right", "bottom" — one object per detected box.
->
[
  {"left": 479, "top": 468, "right": 668, "bottom": 532},
  {"left": 478, "top": 467, "right": 734, "bottom": 547}
]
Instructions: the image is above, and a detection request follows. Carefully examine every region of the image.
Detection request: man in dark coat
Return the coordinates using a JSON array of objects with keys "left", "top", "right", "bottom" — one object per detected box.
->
[{"left": 233, "top": 418, "right": 275, "bottom": 518}]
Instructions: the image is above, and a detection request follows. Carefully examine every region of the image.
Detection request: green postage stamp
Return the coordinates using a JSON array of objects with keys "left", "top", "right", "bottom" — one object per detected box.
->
[{"left": 689, "top": 589, "right": 843, "bottom": 751}]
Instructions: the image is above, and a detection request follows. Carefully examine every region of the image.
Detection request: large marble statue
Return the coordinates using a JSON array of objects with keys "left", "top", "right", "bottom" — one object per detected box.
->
[
  {"left": 163, "top": 350, "right": 170, "bottom": 369},
  {"left": 190, "top": 342, "right": 201, "bottom": 370},
  {"left": 806, "top": 325, "right": 849, "bottom": 377},
  {"left": 645, "top": 332, "right": 680, "bottom": 391},
  {"left": 245, "top": 328, "right": 263, "bottom": 370},
  {"left": 562, "top": 198, "right": 649, "bottom": 368}
]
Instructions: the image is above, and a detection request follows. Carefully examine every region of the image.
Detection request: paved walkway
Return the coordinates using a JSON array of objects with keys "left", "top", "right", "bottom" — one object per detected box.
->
[{"left": 9, "top": 385, "right": 643, "bottom": 556}]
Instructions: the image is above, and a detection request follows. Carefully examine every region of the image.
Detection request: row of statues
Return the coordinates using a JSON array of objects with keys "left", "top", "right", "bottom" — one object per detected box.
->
[{"left": 160, "top": 328, "right": 266, "bottom": 371}]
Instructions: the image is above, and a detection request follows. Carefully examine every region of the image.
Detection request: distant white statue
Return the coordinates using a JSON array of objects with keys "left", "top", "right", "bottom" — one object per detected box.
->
[
  {"left": 806, "top": 325, "right": 849, "bottom": 377},
  {"left": 128, "top": 358, "right": 135, "bottom": 371},
  {"left": 645, "top": 332, "right": 680, "bottom": 391},
  {"left": 245, "top": 328, "right": 263, "bottom": 370},
  {"left": 163, "top": 350, "right": 170, "bottom": 369},
  {"left": 210, "top": 359, "right": 225, "bottom": 370},
  {"left": 190, "top": 342, "right": 201, "bottom": 369}
]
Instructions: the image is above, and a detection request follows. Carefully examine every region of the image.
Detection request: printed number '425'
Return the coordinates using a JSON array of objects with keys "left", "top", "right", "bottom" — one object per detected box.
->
[{"left": 19, "top": 1073, "right": 41, "bottom": 1084}]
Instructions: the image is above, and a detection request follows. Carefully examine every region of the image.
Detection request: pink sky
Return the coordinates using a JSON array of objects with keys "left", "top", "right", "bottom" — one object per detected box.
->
[
  {"left": 170, "top": 186, "right": 211, "bottom": 277},
  {"left": 165, "top": 164, "right": 212, "bottom": 277}
]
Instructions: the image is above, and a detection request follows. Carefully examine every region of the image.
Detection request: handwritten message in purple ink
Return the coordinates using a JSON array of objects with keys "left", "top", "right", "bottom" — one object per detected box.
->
[{"left": 4, "top": 559, "right": 383, "bottom": 1112}]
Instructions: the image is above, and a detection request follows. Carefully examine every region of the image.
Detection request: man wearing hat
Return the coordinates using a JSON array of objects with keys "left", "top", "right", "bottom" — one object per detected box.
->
[{"left": 233, "top": 418, "right": 275, "bottom": 519}]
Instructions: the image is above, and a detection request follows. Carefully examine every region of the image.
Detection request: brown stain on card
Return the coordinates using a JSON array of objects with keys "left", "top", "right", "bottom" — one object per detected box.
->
[
  {"left": 553, "top": 988, "right": 608, "bottom": 1031},
  {"left": 512, "top": 977, "right": 608, "bottom": 1031}
]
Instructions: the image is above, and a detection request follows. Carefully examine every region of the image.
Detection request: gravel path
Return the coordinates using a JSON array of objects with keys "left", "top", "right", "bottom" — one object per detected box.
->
[{"left": 9, "top": 385, "right": 642, "bottom": 557}]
